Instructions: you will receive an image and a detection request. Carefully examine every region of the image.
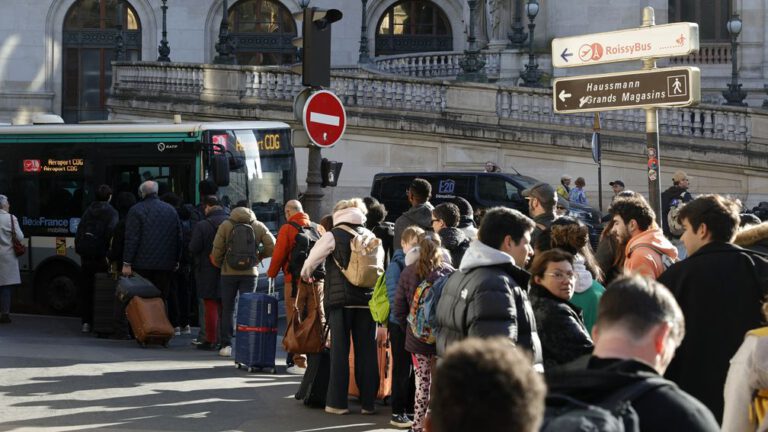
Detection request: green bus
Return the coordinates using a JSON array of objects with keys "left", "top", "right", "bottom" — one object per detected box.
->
[{"left": 0, "top": 120, "right": 296, "bottom": 315}]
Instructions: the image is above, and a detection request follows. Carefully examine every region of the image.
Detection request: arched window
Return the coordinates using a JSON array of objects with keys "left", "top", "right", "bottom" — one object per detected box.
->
[
  {"left": 228, "top": 0, "right": 297, "bottom": 66},
  {"left": 376, "top": 0, "right": 452, "bottom": 56},
  {"left": 63, "top": 0, "right": 141, "bottom": 123},
  {"left": 669, "top": 0, "right": 731, "bottom": 41}
]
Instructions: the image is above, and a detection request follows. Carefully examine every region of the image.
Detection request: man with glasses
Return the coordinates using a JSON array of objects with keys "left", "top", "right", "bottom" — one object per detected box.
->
[{"left": 393, "top": 178, "right": 434, "bottom": 250}]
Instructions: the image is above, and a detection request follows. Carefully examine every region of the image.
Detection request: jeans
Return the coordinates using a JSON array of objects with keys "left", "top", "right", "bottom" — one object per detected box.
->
[
  {"left": 327, "top": 307, "right": 379, "bottom": 411},
  {"left": 220, "top": 275, "right": 257, "bottom": 347},
  {"left": 389, "top": 322, "right": 415, "bottom": 416},
  {"left": 0, "top": 285, "right": 12, "bottom": 314}
]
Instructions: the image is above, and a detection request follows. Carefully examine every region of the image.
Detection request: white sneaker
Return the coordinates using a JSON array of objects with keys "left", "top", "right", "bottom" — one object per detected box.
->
[
  {"left": 286, "top": 365, "right": 306, "bottom": 375},
  {"left": 182, "top": 325, "right": 192, "bottom": 335},
  {"left": 81, "top": 323, "right": 91, "bottom": 333},
  {"left": 174, "top": 327, "right": 181, "bottom": 336},
  {"left": 219, "top": 345, "right": 232, "bottom": 357}
]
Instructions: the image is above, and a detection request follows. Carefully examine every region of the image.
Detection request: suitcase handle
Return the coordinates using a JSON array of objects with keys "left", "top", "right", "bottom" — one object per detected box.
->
[{"left": 267, "top": 277, "right": 276, "bottom": 296}]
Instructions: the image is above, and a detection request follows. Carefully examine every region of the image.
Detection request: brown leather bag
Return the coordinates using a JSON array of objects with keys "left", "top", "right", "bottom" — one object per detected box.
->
[
  {"left": 282, "top": 282, "right": 325, "bottom": 354},
  {"left": 10, "top": 215, "right": 25, "bottom": 257},
  {"left": 125, "top": 297, "right": 174, "bottom": 347}
]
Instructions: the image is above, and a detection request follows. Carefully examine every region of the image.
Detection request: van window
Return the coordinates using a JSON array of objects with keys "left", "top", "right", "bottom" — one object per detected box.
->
[
  {"left": 478, "top": 176, "right": 520, "bottom": 204},
  {"left": 379, "top": 177, "right": 413, "bottom": 201}
]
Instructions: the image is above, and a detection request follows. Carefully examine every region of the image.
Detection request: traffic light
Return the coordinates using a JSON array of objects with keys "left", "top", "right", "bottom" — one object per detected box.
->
[
  {"left": 321, "top": 158, "right": 342, "bottom": 187},
  {"left": 293, "top": 8, "right": 343, "bottom": 88}
]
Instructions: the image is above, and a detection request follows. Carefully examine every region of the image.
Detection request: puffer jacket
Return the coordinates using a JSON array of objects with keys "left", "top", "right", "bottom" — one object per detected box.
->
[
  {"left": 123, "top": 194, "right": 182, "bottom": 271},
  {"left": 210, "top": 206, "right": 275, "bottom": 276},
  {"left": 438, "top": 226, "right": 469, "bottom": 267},
  {"left": 435, "top": 239, "right": 543, "bottom": 372},
  {"left": 393, "top": 202, "right": 434, "bottom": 250},
  {"left": 529, "top": 283, "right": 593, "bottom": 370}
]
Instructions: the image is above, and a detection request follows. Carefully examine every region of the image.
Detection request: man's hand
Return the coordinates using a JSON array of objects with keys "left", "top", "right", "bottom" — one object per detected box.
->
[{"left": 121, "top": 264, "right": 132, "bottom": 277}]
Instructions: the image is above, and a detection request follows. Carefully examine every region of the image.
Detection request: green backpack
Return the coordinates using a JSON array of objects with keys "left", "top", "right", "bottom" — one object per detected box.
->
[{"left": 368, "top": 273, "right": 389, "bottom": 324}]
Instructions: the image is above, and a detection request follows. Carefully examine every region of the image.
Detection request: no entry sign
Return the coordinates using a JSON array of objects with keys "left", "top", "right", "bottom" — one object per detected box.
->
[{"left": 302, "top": 90, "right": 347, "bottom": 148}]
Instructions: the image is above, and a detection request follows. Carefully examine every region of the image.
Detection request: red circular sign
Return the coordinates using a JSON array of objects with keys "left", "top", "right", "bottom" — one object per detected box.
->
[{"left": 302, "top": 90, "right": 347, "bottom": 148}]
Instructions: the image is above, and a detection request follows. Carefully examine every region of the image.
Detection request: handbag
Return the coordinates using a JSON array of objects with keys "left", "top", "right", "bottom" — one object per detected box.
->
[
  {"left": 282, "top": 281, "right": 325, "bottom": 354},
  {"left": 116, "top": 273, "right": 161, "bottom": 304},
  {"left": 10, "top": 215, "right": 25, "bottom": 257}
]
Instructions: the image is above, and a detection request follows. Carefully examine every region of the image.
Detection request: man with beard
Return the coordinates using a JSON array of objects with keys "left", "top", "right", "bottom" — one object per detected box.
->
[{"left": 522, "top": 182, "right": 558, "bottom": 255}]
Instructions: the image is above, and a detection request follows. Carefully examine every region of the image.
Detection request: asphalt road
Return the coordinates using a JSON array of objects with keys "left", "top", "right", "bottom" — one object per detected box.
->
[{"left": 0, "top": 314, "right": 399, "bottom": 432}]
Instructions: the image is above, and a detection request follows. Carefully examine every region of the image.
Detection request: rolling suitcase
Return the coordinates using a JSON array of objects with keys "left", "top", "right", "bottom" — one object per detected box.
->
[
  {"left": 349, "top": 332, "right": 393, "bottom": 402},
  {"left": 235, "top": 280, "right": 278, "bottom": 373},
  {"left": 125, "top": 296, "right": 174, "bottom": 347},
  {"left": 295, "top": 349, "right": 331, "bottom": 407},
  {"left": 92, "top": 272, "right": 118, "bottom": 338}
]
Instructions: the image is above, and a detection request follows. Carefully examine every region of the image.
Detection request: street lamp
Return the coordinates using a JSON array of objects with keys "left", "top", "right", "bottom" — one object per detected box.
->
[
  {"left": 358, "top": 0, "right": 371, "bottom": 63},
  {"left": 508, "top": 0, "right": 528, "bottom": 47},
  {"left": 520, "top": 0, "right": 542, "bottom": 87},
  {"left": 457, "top": 0, "right": 487, "bottom": 82},
  {"left": 114, "top": 0, "right": 125, "bottom": 61},
  {"left": 157, "top": 0, "right": 171, "bottom": 62},
  {"left": 722, "top": 14, "right": 747, "bottom": 106},
  {"left": 213, "top": 0, "right": 236, "bottom": 65}
]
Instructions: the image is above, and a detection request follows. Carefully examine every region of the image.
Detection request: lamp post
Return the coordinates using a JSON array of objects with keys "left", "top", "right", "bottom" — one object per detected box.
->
[
  {"left": 457, "top": 0, "right": 487, "bottom": 82},
  {"left": 358, "top": 0, "right": 371, "bottom": 63},
  {"left": 114, "top": 0, "right": 125, "bottom": 61},
  {"left": 520, "top": 0, "right": 542, "bottom": 87},
  {"left": 508, "top": 0, "right": 528, "bottom": 47},
  {"left": 722, "top": 14, "right": 747, "bottom": 106},
  {"left": 213, "top": 0, "right": 236, "bottom": 65},
  {"left": 157, "top": 0, "right": 171, "bottom": 62}
]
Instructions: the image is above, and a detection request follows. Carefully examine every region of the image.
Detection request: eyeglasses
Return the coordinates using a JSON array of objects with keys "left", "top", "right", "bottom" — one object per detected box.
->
[{"left": 544, "top": 271, "right": 576, "bottom": 281}]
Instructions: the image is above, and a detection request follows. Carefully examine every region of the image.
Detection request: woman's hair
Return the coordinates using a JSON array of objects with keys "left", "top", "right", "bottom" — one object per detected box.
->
[
  {"left": 333, "top": 198, "right": 367, "bottom": 214},
  {"left": 575, "top": 177, "right": 586, "bottom": 187},
  {"left": 550, "top": 217, "right": 603, "bottom": 282},
  {"left": 416, "top": 232, "right": 444, "bottom": 279},
  {"left": 401, "top": 225, "right": 425, "bottom": 247},
  {"left": 528, "top": 249, "right": 574, "bottom": 280}
]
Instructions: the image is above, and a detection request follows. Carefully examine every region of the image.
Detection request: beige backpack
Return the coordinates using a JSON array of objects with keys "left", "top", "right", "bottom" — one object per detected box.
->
[{"left": 333, "top": 225, "right": 384, "bottom": 288}]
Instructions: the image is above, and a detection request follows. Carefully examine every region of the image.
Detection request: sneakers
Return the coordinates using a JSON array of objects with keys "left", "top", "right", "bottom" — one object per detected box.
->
[
  {"left": 361, "top": 408, "right": 376, "bottom": 415},
  {"left": 182, "top": 325, "right": 192, "bottom": 335},
  {"left": 324, "top": 406, "right": 349, "bottom": 415},
  {"left": 391, "top": 414, "right": 413, "bottom": 428},
  {"left": 219, "top": 345, "right": 232, "bottom": 357},
  {"left": 174, "top": 327, "right": 181, "bottom": 336},
  {"left": 286, "top": 365, "right": 306, "bottom": 375},
  {"left": 0, "top": 314, "right": 10, "bottom": 324},
  {"left": 81, "top": 323, "right": 91, "bottom": 333}
]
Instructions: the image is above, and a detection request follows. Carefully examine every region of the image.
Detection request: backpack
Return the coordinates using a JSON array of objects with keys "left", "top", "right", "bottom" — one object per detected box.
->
[
  {"left": 407, "top": 279, "right": 437, "bottom": 344},
  {"left": 225, "top": 222, "right": 258, "bottom": 270},
  {"left": 667, "top": 194, "right": 687, "bottom": 236},
  {"left": 425, "top": 273, "right": 451, "bottom": 331},
  {"left": 628, "top": 243, "right": 677, "bottom": 271},
  {"left": 369, "top": 273, "right": 389, "bottom": 324},
  {"left": 542, "top": 374, "right": 670, "bottom": 432},
  {"left": 75, "top": 215, "right": 109, "bottom": 258},
  {"left": 287, "top": 221, "right": 324, "bottom": 283},
  {"left": 333, "top": 225, "right": 384, "bottom": 288}
]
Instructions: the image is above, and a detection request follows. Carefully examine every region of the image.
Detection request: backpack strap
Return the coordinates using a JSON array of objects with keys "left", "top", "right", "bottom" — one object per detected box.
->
[
  {"left": 288, "top": 221, "right": 304, "bottom": 232},
  {"left": 335, "top": 224, "right": 359, "bottom": 237},
  {"left": 628, "top": 243, "right": 673, "bottom": 261}
]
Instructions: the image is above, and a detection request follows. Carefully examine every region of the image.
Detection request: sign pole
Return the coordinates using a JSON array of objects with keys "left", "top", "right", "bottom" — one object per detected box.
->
[
  {"left": 594, "top": 113, "right": 603, "bottom": 212},
  {"left": 304, "top": 145, "right": 324, "bottom": 221},
  {"left": 642, "top": 7, "right": 662, "bottom": 224}
]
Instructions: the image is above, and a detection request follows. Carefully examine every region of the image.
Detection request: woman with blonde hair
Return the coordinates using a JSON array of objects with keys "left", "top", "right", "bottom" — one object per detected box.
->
[{"left": 301, "top": 198, "right": 381, "bottom": 415}]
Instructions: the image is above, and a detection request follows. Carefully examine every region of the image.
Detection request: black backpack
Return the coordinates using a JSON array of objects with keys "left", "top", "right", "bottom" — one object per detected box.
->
[
  {"left": 225, "top": 222, "right": 258, "bottom": 270},
  {"left": 75, "top": 215, "right": 109, "bottom": 258},
  {"left": 287, "top": 221, "right": 324, "bottom": 286}
]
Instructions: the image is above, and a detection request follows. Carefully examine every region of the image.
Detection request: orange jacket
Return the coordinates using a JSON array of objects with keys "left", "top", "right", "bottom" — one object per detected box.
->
[
  {"left": 623, "top": 227, "right": 678, "bottom": 279},
  {"left": 267, "top": 212, "right": 323, "bottom": 282}
]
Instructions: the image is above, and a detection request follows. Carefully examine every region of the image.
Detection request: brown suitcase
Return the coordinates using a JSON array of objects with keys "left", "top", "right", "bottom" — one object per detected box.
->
[
  {"left": 349, "top": 332, "right": 393, "bottom": 401},
  {"left": 125, "top": 297, "right": 174, "bottom": 347}
]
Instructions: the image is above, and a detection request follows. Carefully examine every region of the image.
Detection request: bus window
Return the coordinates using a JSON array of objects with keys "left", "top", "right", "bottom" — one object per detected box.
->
[
  {"left": 14, "top": 178, "right": 85, "bottom": 235},
  {"left": 109, "top": 165, "right": 193, "bottom": 203}
]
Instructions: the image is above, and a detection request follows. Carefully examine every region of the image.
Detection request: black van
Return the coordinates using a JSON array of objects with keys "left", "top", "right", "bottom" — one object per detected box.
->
[{"left": 370, "top": 171, "right": 603, "bottom": 246}]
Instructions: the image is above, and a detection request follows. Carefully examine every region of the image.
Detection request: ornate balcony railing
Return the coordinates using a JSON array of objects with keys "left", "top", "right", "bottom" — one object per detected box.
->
[
  {"left": 668, "top": 43, "right": 731, "bottom": 65},
  {"left": 372, "top": 50, "right": 501, "bottom": 79}
]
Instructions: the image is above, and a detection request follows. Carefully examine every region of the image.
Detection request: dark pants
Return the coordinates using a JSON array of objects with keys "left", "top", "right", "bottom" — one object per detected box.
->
[
  {"left": 220, "top": 275, "right": 257, "bottom": 347},
  {"left": 168, "top": 268, "right": 191, "bottom": 328},
  {"left": 389, "top": 321, "right": 415, "bottom": 416},
  {"left": 79, "top": 257, "right": 108, "bottom": 325},
  {"left": 327, "top": 307, "right": 379, "bottom": 412}
]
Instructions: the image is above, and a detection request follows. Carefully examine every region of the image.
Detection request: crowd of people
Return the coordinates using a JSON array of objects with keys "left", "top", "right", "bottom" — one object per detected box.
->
[{"left": 2, "top": 168, "right": 768, "bottom": 432}]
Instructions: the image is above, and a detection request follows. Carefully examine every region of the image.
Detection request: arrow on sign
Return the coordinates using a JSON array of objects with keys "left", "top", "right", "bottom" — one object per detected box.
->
[
  {"left": 561, "top": 48, "right": 573, "bottom": 63},
  {"left": 558, "top": 90, "right": 572, "bottom": 102}
]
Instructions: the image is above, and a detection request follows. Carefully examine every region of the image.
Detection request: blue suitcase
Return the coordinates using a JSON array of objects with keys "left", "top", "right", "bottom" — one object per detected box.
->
[{"left": 235, "top": 282, "right": 278, "bottom": 373}]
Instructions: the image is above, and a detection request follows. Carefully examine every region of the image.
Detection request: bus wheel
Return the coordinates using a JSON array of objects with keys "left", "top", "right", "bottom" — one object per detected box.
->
[{"left": 36, "top": 265, "right": 80, "bottom": 314}]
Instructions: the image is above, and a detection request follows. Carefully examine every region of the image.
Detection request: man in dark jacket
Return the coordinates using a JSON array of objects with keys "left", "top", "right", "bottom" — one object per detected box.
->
[
  {"left": 435, "top": 207, "right": 543, "bottom": 372},
  {"left": 660, "top": 170, "right": 693, "bottom": 239},
  {"left": 393, "top": 178, "right": 434, "bottom": 249},
  {"left": 522, "top": 182, "right": 558, "bottom": 255},
  {"left": 76, "top": 184, "right": 118, "bottom": 333},
  {"left": 545, "top": 275, "right": 719, "bottom": 431},
  {"left": 188, "top": 196, "right": 228, "bottom": 350},
  {"left": 431, "top": 202, "right": 469, "bottom": 267},
  {"left": 121, "top": 181, "right": 182, "bottom": 303},
  {"left": 659, "top": 194, "right": 768, "bottom": 421}
]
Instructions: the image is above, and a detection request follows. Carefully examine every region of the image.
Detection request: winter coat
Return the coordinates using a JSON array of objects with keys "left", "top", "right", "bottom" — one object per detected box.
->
[
  {"left": 267, "top": 211, "right": 319, "bottom": 283},
  {"left": 661, "top": 185, "right": 693, "bottom": 238},
  {"left": 0, "top": 211, "right": 23, "bottom": 286},
  {"left": 435, "top": 239, "right": 543, "bottom": 372},
  {"left": 438, "top": 226, "right": 469, "bottom": 268},
  {"left": 189, "top": 207, "right": 228, "bottom": 299},
  {"left": 722, "top": 328, "right": 768, "bottom": 432},
  {"left": 108, "top": 218, "right": 127, "bottom": 265},
  {"left": 548, "top": 357, "right": 720, "bottom": 432},
  {"left": 301, "top": 206, "right": 373, "bottom": 311},
  {"left": 123, "top": 194, "right": 182, "bottom": 271},
  {"left": 210, "top": 207, "right": 275, "bottom": 276},
  {"left": 393, "top": 202, "right": 434, "bottom": 250},
  {"left": 529, "top": 283, "right": 593, "bottom": 369},
  {"left": 393, "top": 262, "right": 454, "bottom": 356},
  {"left": 659, "top": 242, "right": 768, "bottom": 421},
  {"left": 556, "top": 184, "right": 570, "bottom": 201},
  {"left": 623, "top": 227, "right": 678, "bottom": 279},
  {"left": 385, "top": 249, "right": 406, "bottom": 325},
  {"left": 76, "top": 201, "right": 119, "bottom": 258},
  {"left": 734, "top": 222, "right": 768, "bottom": 255}
]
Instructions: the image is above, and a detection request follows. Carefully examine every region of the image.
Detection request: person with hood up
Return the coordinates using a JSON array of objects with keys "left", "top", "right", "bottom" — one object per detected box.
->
[
  {"left": 210, "top": 202, "right": 275, "bottom": 357},
  {"left": 393, "top": 178, "right": 434, "bottom": 250},
  {"left": 435, "top": 207, "right": 543, "bottom": 373},
  {"left": 452, "top": 197, "right": 478, "bottom": 241},
  {"left": 610, "top": 196, "right": 678, "bottom": 279},
  {"left": 431, "top": 202, "right": 470, "bottom": 267},
  {"left": 300, "top": 198, "right": 380, "bottom": 416}
]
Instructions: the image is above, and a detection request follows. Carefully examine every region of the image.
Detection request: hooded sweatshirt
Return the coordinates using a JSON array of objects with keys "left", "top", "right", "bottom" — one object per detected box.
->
[
  {"left": 623, "top": 227, "right": 678, "bottom": 279},
  {"left": 393, "top": 202, "right": 434, "bottom": 250},
  {"left": 210, "top": 206, "right": 275, "bottom": 276}
]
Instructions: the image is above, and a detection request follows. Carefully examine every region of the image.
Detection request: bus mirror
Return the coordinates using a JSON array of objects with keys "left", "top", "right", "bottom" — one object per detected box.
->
[{"left": 212, "top": 154, "right": 230, "bottom": 187}]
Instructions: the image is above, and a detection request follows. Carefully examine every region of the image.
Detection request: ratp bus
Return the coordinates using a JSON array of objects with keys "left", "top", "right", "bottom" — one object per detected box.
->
[{"left": 0, "top": 120, "right": 297, "bottom": 315}]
